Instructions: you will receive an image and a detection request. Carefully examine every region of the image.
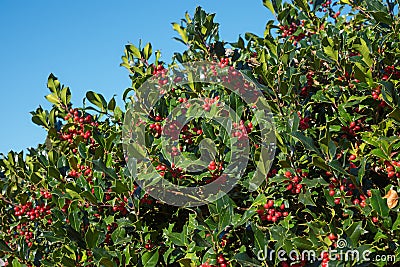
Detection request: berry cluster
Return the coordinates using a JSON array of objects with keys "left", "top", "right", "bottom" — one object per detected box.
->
[
  {"left": 384, "top": 160, "right": 400, "bottom": 179},
  {"left": 208, "top": 160, "right": 223, "bottom": 172},
  {"left": 321, "top": 251, "right": 330, "bottom": 267},
  {"left": 199, "top": 254, "right": 229, "bottom": 267},
  {"left": 149, "top": 114, "right": 164, "bottom": 138},
  {"left": 202, "top": 96, "right": 220, "bottom": 111},
  {"left": 156, "top": 162, "right": 184, "bottom": 179},
  {"left": 337, "top": 71, "right": 360, "bottom": 89},
  {"left": 153, "top": 64, "right": 169, "bottom": 86},
  {"left": 12, "top": 223, "right": 34, "bottom": 247},
  {"left": 139, "top": 193, "right": 153, "bottom": 205},
  {"left": 68, "top": 163, "right": 92, "bottom": 181},
  {"left": 300, "top": 71, "right": 314, "bottom": 97},
  {"left": 298, "top": 112, "right": 310, "bottom": 130},
  {"left": 313, "top": 0, "right": 332, "bottom": 12},
  {"left": 382, "top": 65, "right": 400, "bottom": 80},
  {"left": 231, "top": 120, "right": 252, "bottom": 143},
  {"left": 104, "top": 222, "right": 118, "bottom": 244},
  {"left": 371, "top": 86, "right": 381, "bottom": 100},
  {"left": 179, "top": 125, "right": 195, "bottom": 145},
  {"left": 267, "top": 168, "right": 278, "bottom": 178},
  {"left": 218, "top": 58, "right": 230, "bottom": 69},
  {"left": 279, "top": 21, "right": 310, "bottom": 46},
  {"left": 340, "top": 119, "right": 365, "bottom": 138},
  {"left": 284, "top": 170, "right": 307, "bottom": 194},
  {"left": 61, "top": 199, "right": 71, "bottom": 213},
  {"left": 149, "top": 122, "right": 162, "bottom": 137},
  {"left": 112, "top": 196, "right": 129, "bottom": 215},
  {"left": 39, "top": 189, "right": 52, "bottom": 199},
  {"left": 14, "top": 202, "right": 51, "bottom": 220},
  {"left": 178, "top": 96, "right": 187, "bottom": 103},
  {"left": 328, "top": 173, "right": 369, "bottom": 207},
  {"left": 60, "top": 109, "right": 97, "bottom": 145},
  {"left": 257, "top": 200, "right": 289, "bottom": 223},
  {"left": 331, "top": 10, "right": 341, "bottom": 19},
  {"left": 144, "top": 239, "right": 155, "bottom": 250}
]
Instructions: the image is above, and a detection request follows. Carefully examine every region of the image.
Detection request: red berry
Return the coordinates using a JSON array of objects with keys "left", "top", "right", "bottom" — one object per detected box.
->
[
  {"left": 349, "top": 154, "right": 356, "bottom": 161},
  {"left": 328, "top": 233, "right": 337, "bottom": 241},
  {"left": 217, "top": 255, "right": 225, "bottom": 264}
]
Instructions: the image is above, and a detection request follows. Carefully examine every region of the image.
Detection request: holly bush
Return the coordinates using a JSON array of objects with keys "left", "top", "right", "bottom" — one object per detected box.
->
[{"left": 1, "top": 0, "right": 400, "bottom": 266}]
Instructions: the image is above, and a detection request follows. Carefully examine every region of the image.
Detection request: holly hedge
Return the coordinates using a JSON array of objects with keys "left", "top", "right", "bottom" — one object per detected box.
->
[{"left": 1, "top": 0, "right": 400, "bottom": 266}]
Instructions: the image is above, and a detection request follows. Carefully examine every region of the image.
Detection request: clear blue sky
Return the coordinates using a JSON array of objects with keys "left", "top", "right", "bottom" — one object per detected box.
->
[{"left": 0, "top": 0, "right": 273, "bottom": 154}]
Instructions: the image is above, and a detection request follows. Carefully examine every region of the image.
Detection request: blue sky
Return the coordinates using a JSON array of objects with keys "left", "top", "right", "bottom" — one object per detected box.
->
[{"left": 0, "top": 0, "right": 273, "bottom": 154}]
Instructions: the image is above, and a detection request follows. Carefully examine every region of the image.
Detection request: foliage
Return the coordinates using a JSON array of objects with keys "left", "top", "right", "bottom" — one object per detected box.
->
[{"left": 1, "top": 0, "right": 400, "bottom": 266}]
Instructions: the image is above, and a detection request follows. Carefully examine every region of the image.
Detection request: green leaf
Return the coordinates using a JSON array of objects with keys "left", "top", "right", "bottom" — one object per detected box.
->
[
  {"left": 47, "top": 73, "right": 60, "bottom": 93},
  {"left": 143, "top": 42, "right": 153, "bottom": 60},
  {"left": 104, "top": 215, "right": 115, "bottom": 225},
  {"left": 48, "top": 166, "right": 61, "bottom": 180},
  {"left": 392, "top": 214, "right": 400, "bottom": 230},
  {"left": 86, "top": 91, "right": 107, "bottom": 111},
  {"left": 358, "top": 157, "right": 366, "bottom": 185},
  {"left": 312, "top": 156, "right": 330, "bottom": 171},
  {"left": 127, "top": 44, "right": 141, "bottom": 58},
  {"left": 370, "top": 148, "right": 390, "bottom": 161},
  {"left": 12, "top": 259, "right": 21, "bottom": 267},
  {"left": 172, "top": 23, "right": 189, "bottom": 44},
  {"left": 353, "top": 37, "right": 373, "bottom": 67},
  {"left": 81, "top": 191, "right": 98, "bottom": 204},
  {"left": 370, "top": 11, "right": 393, "bottom": 25},
  {"left": 142, "top": 251, "right": 159, "bottom": 267},
  {"left": 388, "top": 108, "right": 400, "bottom": 122},
  {"left": 0, "top": 239, "right": 12, "bottom": 252},
  {"left": 233, "top": 252, "right": 262, "bottom": 265},
  {"left": 78, "top": 143, "right": 87, "bottom": 159},
  {"left": 92, "top": 159, "right": 118, "bottom": 180},
  {"left": 323, "top": 45, "right": 338, "bottom": 62},
  {"left": 299, "top": 192, "right": 316, "bottom": 206},
  {"left": 251, "top": 223, "right": 268, "bottom": 254},
  {"left": 290, "top": 132, "right": 321, "bottom": 155},
  {"left": 293, "top": 237, "right": 314, "bottom": 250},
  {"left": 167, "top": 232, "right": 187, "bottom": 246},
  {"left": 328, "top": 160, "right": 348, "bottom": 176},
  {"left": 45, "top": 93, "right": 60, "bottom": 105},
  {"left": 60, "top": 86, "right": 71, "bottom": 106},
  {"left": 345, "top": 221, "right": 366, "bottom": 247},
  {"left": 85, "top": 226, "right": 99, "bottom": 249},
  {"left": 293, "top": 0, "right": 309, "bottom": 12},
  {"left": 370, "top": 189, "right": 389, "bottom": 218},
  {"left": 263, "top": 0, "right": 275, "bottom": 14},
  {"left": 112, "top": 180, "right": 129, "bottom": 194},
  {"left": 107, "top": 97, "right": 116, "bottom": 111},
  {"left": 68, "top": 202, "right": 81, "bottom": 232}
]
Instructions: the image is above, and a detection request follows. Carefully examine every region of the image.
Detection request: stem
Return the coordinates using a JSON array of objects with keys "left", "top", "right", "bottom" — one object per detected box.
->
[{"left": 0, "top": 194, "right": 17, "bottom": 207}]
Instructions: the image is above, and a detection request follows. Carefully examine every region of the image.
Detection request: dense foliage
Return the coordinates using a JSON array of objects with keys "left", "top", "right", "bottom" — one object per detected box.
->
[{"left": 1, "top": 0, "right": 400, "bottom": 266}]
